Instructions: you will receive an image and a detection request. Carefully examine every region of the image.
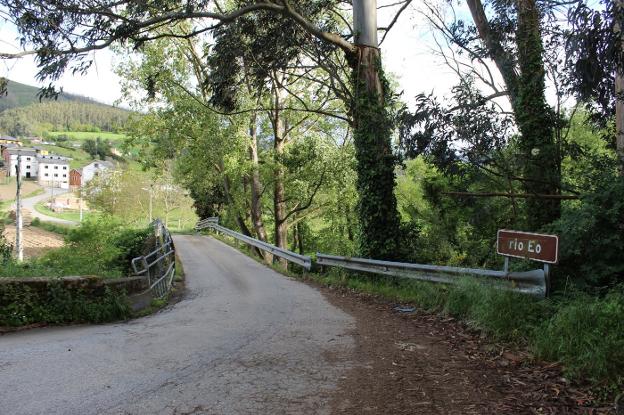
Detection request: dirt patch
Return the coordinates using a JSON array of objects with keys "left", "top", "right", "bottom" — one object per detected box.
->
[
  {"left": 312, "top": 284, "right": 613, "bottom": 415},
  {"left": 0, "top": 180, "right": 42, "bottom": 201},
  {"left": 2, "top": 225, "right": 64, "bottom": 258}
]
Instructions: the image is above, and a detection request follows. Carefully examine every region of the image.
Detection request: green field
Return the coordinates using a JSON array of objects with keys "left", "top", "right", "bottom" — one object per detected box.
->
[
  {"left": 38, "top": 144, "right": 94, "bottom": 169},
  {"left": 47, "top": 131, "right": 127, "bottom": 142},
  {"left": 34, "top": 201, "right": 99, "bottom": 222}
]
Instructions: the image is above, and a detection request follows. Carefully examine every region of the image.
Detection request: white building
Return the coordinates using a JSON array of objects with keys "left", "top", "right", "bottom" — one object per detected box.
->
[
  {"left": 38, "top": 156, "right": 71, "bottom": 189},
  {"left": 6, "top": 148, "right": 40, "bottom": 179},
  {"left": 4, "top": 147, "right": 72, "bottom": 189},
  {"left": 69, "top": 160, "right": 114, "bottom": 189}
]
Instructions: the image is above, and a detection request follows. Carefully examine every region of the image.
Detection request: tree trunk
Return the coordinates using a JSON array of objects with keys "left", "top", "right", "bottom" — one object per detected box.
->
[
  {"left": 350, "top": 0, "right": 401, "bottom": 259},
  {"left": 248, "top": 114, "right": 272, "bottom": 262},
  {"left": 222, "top": 169, "right": 255, "bottom": 240},
  {"left": 466, "top": 0, "right": 560, "bottom": 230},
  {"left": 616, "top": 0, "right": 624, "bottom": 175},
  {"left": 272, "top": 83, "right": 288, "bottom": 269},
  {"left": 515, "top": 0, "right": 560, "bottom": 229},
  {"left": 296, "top": 221, "right": 305, "bottom": 255}
]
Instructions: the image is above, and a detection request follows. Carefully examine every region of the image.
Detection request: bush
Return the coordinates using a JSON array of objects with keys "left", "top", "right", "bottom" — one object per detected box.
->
[
  {"left": 550, "top": 175, "right": 624, "bottom": 289},
  {"left": 0, "top": 282, "right": 130, "bottom": 326},
  {"left": 1, "top": 216, "right": 152, "bottom": 279}
]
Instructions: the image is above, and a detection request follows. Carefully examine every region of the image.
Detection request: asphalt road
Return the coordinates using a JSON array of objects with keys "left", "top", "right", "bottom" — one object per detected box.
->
[
  {"left": 0, "top": 235, "right": 354, "bottom": 415},
  {"left": 14, "top": 187, "right": 76, "bottom": 225}
]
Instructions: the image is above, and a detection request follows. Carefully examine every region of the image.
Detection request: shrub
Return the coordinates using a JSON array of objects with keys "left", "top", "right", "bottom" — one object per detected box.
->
[
  {"left": 550, "top": 175, "right": 624, "bottom": 289},
  {"left": 0, "top": 282, "right": 130, "bottom": 326}
]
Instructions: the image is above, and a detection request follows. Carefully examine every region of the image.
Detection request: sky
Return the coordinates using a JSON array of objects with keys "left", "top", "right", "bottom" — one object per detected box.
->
[{"left": 0, "top": 3, "right": 475, "bottom": 108}]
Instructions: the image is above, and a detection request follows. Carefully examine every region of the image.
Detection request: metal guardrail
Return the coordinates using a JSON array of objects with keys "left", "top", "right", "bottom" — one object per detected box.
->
[
  {"left": 195, "top": 217, "right": 547, "bottom": 297},
  {"left": 195, "top": 217, "right": 312, "bottom": 270},
  {"left": 316, "top": 253, "right": 548, "bottom": 297},
  {"left": 131, "top": 219, "right": 177, "bottom": 298}
]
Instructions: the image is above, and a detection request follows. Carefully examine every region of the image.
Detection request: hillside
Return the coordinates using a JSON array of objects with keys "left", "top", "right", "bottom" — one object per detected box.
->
[
  {"left": 0, "top": 80, "right": 131, "bottom": 137},
  {"left": 0, "top": 79, "right": 99, "bottom": 111}
]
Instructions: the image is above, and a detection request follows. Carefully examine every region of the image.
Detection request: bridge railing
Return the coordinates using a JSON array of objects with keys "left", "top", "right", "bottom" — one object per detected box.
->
[
  {"left": 195, "top": 217, "right": 312, "bottom": 270},
  {"left": 316, "top": 254, "right": 547, "bottom": 297},
  {"left": 195, "top": 218, "right": 547, "bottom": 297},
  {"left": 131, "top": 219, "right": 176, "bottom": 298}
]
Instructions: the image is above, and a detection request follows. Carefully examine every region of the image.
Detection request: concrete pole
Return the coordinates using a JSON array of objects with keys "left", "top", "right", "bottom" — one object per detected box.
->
[
  {"left": 15, "top": 154, "right": 23, "bottom": 262},
  {"left": 79, "top": 186, "right": 83, "bottom": 222},
  {"left": 149, "top": 185, "right": 153, "bottom": 223},
  {"left": 353, "top": 0, "right": 378, "bottom": 47}
]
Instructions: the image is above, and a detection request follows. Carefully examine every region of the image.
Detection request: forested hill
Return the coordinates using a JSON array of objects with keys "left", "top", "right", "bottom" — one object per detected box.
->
[
  {"left": 0, "top": 80, "right": 130, "bottom": 136},
  {"left": 0, "top": 101, "right": 130, "bottom": 136},
  {"left": 0, "top": 79, "right": 97, "bottom": 111}
]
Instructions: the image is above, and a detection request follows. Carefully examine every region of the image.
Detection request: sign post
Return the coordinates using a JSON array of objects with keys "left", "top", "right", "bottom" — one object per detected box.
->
[{"left": 497, "top": 229, "right": 559, "bottom": 296}]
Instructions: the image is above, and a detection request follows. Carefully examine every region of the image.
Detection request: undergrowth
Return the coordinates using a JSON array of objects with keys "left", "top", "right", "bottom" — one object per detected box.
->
[{"left": 0, "top": 283, "right": 130, "bottom": 326}]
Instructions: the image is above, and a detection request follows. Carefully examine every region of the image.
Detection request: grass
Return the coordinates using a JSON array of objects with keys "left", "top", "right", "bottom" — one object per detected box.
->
[
  {"left": 47, "top": 131, "right": 127, "bottom": 142},
  {"left": 38, "top": 144, "right": 94, "bottom": 169},
  {"left": 34, "top": 201, "right": 98, "bottom": 222},
  {"left": 30, "top": 219, "right": 74, "bottom": 235}
]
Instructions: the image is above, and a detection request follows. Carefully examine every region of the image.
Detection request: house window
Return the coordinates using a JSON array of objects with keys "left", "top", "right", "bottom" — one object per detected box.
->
[
  {"left": 26, "top": 157, "right": 30, "bottom": 161},
  {"left": 63, "top": 166, "right": 67, "bottom": 170},
  {"left": 54, "top": 166, "right": 58, "bottom": 169},
  {"left": 63, "top": 174, "right": 67, "bottom": 178},
  {"left": 44, "top": 165, "right": 48, "bottom": 169},
  {"left": 26, "top": 165, "right": 30, "bottom": 169},
  {"left": 54, "top": 174, "right": 58, "bottom": 177},
  {"left": 44, "top": 173, "right": 48, "bottom": 177}
]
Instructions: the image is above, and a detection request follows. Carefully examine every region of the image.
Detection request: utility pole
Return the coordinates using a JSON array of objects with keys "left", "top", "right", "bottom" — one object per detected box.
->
[
  {"left": 15, "top": 154, "right": 23, "bottom": 262},
  {"left": 149, "top": 184, "right": 153, "bottom": 223},
  {"left": 79, "top": 185, "right": 84, "bottom": 222}
]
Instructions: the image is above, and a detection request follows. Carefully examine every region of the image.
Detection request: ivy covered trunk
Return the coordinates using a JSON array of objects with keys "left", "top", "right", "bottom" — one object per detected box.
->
[
  {"left": 616, "top": 0, "right": 624, "bottom": 176},
  {"left": 350, "top": 46, "right": 401, "bottom": 259},
  {"left": 515, "top": 0, "right": 561, "bottom": 230}
]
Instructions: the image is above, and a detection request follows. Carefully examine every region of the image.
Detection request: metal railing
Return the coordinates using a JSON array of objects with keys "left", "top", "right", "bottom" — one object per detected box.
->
[
  {"left": 131, "top": 219, "right": 177, "bottom": 298},
  {"left": 316, "top": 253, "right": 548, "bottom": 297},
  {"left": 195, "top": 217, "right": 312, "bottom": 270},
  {"left": 195, "top": 217, "right": 547, "bottom": 297}
]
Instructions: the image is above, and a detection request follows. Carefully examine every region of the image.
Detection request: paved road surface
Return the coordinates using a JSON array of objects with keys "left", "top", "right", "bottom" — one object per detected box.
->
[
  {"left": 13, "top": 187, "right": 76, "bottom": 225},
  {"left": 0, "top": 235, "right": 354, "bottom": 414}
]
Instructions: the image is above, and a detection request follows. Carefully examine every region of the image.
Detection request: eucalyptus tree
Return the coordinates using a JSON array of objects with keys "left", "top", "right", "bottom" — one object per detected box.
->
[
  {"left": 565, "top": 0, "right": 624, "bottom": 175},
  {"left": 405, "top": 0, "right": 567, "bottom": 230},
  {"left": 1, "top": 0, "right": 412, "bottom": 259}
]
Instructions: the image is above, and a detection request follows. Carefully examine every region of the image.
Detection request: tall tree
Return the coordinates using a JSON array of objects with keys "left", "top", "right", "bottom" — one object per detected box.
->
[
  {"left": 1, "top": 0, "right": 410, "bottom": 259},
  {"left": 566, "top": 0, "right": 624, "bottom": 174}
]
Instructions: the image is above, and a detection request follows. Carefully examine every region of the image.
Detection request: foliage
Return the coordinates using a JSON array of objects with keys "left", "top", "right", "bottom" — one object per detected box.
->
[
  {"left": 82, "top": 137, "right": 113, "bottom": 159},
  {"left": 0, "top": 216, "right": 152, "bottom": 278},
  {"left": 350, "top": 54, "right": 401, "bottom": 260},
  {"left": 0, "top": 282, "right": 130, "bottom": 327},
  {"left": 0, "top": 100, "right": 129, "bottom": 137},
  {"left": 30, "top": 218, "right": 73, "bottom": 235},
  {"left": 565, "top": 0, "right": 623, "bottom": 125},
  {"left": 0, "top": 221, "right": 12, "bottom": 264},
  {"left": 549, "top": 175, "right": 624, "bottom": 289}
]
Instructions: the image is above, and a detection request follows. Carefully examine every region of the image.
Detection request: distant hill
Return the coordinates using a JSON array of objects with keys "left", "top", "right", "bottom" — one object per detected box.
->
[
  {"left": 0, "top": 79, "right": 101, "bottom": 112},
  {"left": 0, "top": 79, "right": 131, "bottom": 137}
]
